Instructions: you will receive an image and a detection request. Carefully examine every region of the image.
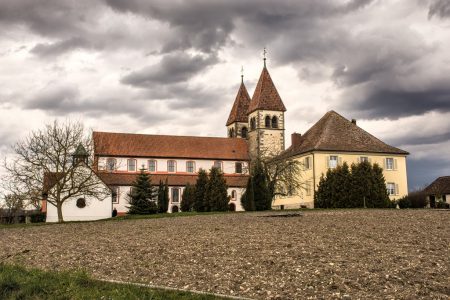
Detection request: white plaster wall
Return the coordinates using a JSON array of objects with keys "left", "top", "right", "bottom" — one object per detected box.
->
[
  {"left": 98, "top": 157, "right": 248, "bottom": 175},
  {"left": 46, "top": 192, "right": 112, "bottom": 222}
]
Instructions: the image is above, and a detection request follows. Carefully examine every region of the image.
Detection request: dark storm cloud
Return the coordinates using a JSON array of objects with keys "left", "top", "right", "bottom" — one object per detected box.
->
[
  {"left": 390, "top": 131, "right": 450, "bottom": 147},
  {"left": 121, "top": 52, "right": 218, "bottom": 86},
  {"left": 429, "top": 0, "right": 450, "bottom": 19},
  {"left": 408, "top": 158, "right": 450, "bottom": 190}
]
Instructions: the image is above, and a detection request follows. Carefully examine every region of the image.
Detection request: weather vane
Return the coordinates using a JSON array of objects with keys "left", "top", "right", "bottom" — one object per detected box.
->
[{"left": 263, "top": 47, "right": 267, "bottom": 67}]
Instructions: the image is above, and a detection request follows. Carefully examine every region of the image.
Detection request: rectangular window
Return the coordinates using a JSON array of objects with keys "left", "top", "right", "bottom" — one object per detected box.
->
[
  {"left": 306, "top": 181, "right": 312, "bottom": 196},
  {"left": 106, "top": 158, "right": 116, "bottom": 171},
  {"left": 214, "top": 161, "right": 222, "bottom": 171},
  {"left": 235, "top": 162, "right": 243, "bottom": 174},
  {"left": 127, "top": 159, "right": 136, "bottom": 172},
  {"left": 167, "top": 160, "right": 176, "bottom": 173},
  {"left": 304, "top": 157, "right": 311, "bottom": 169},
  {"left": 112, "top": 186, "right": 119, "bottom": 204},
  {"left": 387, "top": 183, "right": 396, "bottom": 196},
  {"left": 329, "top": 156, "right": 338, "bottom": 169},
  {"left": 360, "top": 156, "right": 369, "bottom": 163},
  {"left": 386, "top": 158, "right": 394, "bottom": 170},
  {"left": 172, "top": 188, "right": 180, "bottom": 202},
  {"left": 186, "top": 161, "right": 195, "bottom": 173},
  {"left": 148, "top": 160, "right": 157, "bottom": 172}
]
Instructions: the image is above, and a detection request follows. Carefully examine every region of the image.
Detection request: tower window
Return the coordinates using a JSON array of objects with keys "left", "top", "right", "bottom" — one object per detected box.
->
[
  {"left": 265, "top": 115, "right": 271, "bottom": 128},
  {"left": 272, "top": 116, "right": 278, "bottom": 128},
  {"left": 241, "top": 127, "right": 248, "bottom": 138},
  {"left": 250, "top": 117, "right": 256, "bottom": 130},
  {"left": 228, "top": 128, "right": 234, "bottom": 137}
]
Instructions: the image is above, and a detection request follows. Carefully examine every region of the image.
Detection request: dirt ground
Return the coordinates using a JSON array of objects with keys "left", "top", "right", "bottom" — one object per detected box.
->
[{"left": 1, "top": 210, "right": 449, "bottom": 299}]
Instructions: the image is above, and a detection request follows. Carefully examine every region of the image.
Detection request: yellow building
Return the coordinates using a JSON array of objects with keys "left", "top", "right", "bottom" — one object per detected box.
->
[{"left": 273, "top": 111, "right": 409, "bottom": 209}]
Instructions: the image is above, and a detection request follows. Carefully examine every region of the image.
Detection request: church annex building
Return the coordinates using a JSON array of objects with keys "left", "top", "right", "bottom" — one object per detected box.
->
[{"left": 44, "top": 62, "right": 409, "bottom": 222}]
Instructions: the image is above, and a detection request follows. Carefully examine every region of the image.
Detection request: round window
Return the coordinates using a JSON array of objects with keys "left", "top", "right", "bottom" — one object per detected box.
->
[{"left": 76, "top": 198, "right": 86, "bottom": 208}]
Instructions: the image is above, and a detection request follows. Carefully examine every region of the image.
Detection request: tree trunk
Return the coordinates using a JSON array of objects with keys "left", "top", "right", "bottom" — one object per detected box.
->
[{"left": 57, "top": 202, "right": 64, "bottom": 223}]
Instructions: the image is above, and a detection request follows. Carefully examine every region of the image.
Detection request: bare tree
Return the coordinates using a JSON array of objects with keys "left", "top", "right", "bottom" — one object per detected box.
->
[
  {"left": 258, "top": 150, "right": 307, "bottom": 201},
  {"left": 0, "top": 193, "right": 25, "bottom": 224},
  {"left": 3, "top": 120, "right": 110, "bottom": 223}
]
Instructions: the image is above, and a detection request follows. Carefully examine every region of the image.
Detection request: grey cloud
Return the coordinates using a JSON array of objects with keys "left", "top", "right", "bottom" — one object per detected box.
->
[
  {"left": 121, "top": 52, "right": 218, "bottom": 87},
  {"left": 31, "top": 37, "right": 92, "bottom": 57},
  {"left": 408, "top": 158, "right": 450, "bottom": 191},
  {"left": 429, "top": 0, "right": 450, "bottom": 19},
  {"left": 389, "top": 131, "right": 450, "bottom": 147}
]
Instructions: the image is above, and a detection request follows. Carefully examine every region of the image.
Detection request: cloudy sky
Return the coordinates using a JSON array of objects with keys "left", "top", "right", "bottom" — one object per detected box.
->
[{"left": 1, "top": 0, "right": 449, "bottom": 190}]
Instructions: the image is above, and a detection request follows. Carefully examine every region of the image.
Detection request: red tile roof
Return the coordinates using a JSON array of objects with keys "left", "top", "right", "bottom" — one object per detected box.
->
[
  {"left": 93, "top": 132, "right": 250, "bottom": 160},
  {"left": 247, "top": 67, "right": 286, "bottom": 114},
  {"left": 281, "top": 111, "right": 409, "bottom": 157},
  {"left": 226, "top": 82, "right": 251, "bottom": 126},
  {"left": 98, "top": 172, "right": 249, "bottom": 188},
  {"left": 424, "top": 176, "right": 450, "bottom": 195}
]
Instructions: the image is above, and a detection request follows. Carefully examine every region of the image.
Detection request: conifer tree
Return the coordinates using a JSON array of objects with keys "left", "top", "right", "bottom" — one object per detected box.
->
[
  {"left": 205, "top": 167, "right": 229, "bottom": 211},
  {"left": 157, "top": 179, "right": 165, "bottom": 213},
  {"left": 127, "top": 167, "right": 158, "bottom": 214},
  {"left": 252, "top": 160, "right": 272, "bottom": 211},
  {"left": 163, "top": 178, "right": 169, "bottom": 212},
  {"left": 371, "top": 163, "right": 390, "bottom": 208},
  {"left": 193, "top": 169, "right": 208, "bottom": 212},
  {"left": 241, "top": 176, "right": 255, "bottom": 211},
  {"left": 181, "top": 183, "right": 196, "bottom": 212}
]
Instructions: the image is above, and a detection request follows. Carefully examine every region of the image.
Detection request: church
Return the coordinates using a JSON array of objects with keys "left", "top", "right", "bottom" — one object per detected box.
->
[{"left": 44, "top": 59, "right": 409, "bottom": 222}]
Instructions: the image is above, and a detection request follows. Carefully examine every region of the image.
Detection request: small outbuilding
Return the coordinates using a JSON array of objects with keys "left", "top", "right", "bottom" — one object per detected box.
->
[{"left": 424, "top": 176, "right": 450, "bottom": 208}]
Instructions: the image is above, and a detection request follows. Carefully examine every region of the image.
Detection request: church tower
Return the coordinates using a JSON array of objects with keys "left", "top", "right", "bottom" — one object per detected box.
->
[
  {"left": 226, "top": 72, "right": 251, "bottom": 139},
  {"left": 247, "top": 58, "right": 286, "bottom": 160}
]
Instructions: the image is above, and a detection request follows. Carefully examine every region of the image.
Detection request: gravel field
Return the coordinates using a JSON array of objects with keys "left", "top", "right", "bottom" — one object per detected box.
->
[{"left": 1, "top": 210, "right": 449, "bottom": 299}]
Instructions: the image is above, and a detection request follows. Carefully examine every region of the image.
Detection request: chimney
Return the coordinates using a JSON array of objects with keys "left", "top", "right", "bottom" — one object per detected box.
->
[
  {"left": 351, "top": 119, "right": 357, "bottom": 125},
  {"left": 291, "top": 132, "right": 302, "bottom": 146}
]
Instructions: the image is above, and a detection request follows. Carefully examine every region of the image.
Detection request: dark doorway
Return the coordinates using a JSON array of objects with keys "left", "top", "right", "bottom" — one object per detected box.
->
[
  {"left": 229, "top": 203, "right": 236, "bottom": 211},
  {"left": 430, "top": 195, "right": 436, "bottom": 208},
  {"left": 172, "top": 206, "right": 179, "bottom": 213}
]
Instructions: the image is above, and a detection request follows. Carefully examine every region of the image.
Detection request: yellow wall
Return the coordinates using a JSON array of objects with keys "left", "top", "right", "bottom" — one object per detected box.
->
[{"left": 273, "top": 151, "right": 408, "bottom": 209}]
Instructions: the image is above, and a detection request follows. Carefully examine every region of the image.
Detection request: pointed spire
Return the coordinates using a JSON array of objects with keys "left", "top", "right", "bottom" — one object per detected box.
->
[
  {"left": 226, "top": 73, "right": 251, "bottom": 126},
  {"left": 247, "top": 65, "right": 286, "bottom": 114}
]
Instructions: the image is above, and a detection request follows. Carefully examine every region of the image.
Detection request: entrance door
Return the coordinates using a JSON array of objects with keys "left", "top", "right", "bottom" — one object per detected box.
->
[
  {"left": 229, "top": 203, "right": 236, "bottom": 211},
  {"left": 172, "top": 206, "right": 179, "bottom": 213}
]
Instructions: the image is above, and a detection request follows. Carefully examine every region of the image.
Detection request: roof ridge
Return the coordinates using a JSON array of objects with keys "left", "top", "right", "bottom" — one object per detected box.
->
[{"left": 94, "top": 131, "right": 243, "bottom": 141}]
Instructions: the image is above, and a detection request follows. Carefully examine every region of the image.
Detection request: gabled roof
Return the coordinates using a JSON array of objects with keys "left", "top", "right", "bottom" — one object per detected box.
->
[
  {"left": 424, "top": 176, "right": 450, "bottom": 195},
  {"left": 281, "top": 110, "right": 409, "bottom": 157},
  {"left": 98, "top": 172, "right": 249, "bottom": 188},
  {"left": 93, "top": 132, "right": 250, "bottom": 161},
  {"left": 226, "top": 81, "right": 251, "bottom": 126},
  {"left": 247, "top": 67, "right": 286, "bottom": 114}
]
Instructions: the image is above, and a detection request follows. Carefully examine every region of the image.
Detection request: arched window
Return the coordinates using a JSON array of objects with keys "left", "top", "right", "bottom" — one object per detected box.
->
[
  {"left": 265, "top": 115, "right": 271, "bottom": 128},
  {"left": 250, "top": 117, "right": 256, "bottom": 130},
  {"left": 272, "top": 116, "right": 278, "bottom": 128},
  {"left": 228, "top": 128, "right": 234, "bottom": 137},
  {"left": 241, "top": 127, "right": 248, "bottom": 138},
  {"left": 231, "top": 190, "right": 237, "bottom": 200}
]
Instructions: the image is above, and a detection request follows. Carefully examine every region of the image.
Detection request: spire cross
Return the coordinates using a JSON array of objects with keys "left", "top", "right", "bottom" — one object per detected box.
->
[
  {"left": 263, "top": 47, "right": 267, "bottom": 67},
  {"left": 241, "top": 66, "right": 244, "bottom": 83}
]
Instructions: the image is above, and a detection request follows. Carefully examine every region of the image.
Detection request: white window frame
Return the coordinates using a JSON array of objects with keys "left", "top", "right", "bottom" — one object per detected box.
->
[
  {"left": 148, "top": 160, "right": 157, "bottom": 172},
  {"left": 360, "top": 156, "right": 369, "bottom": 163},
  {"left": 387, "top": 182, "right": 396, "bottom": 196},
  {"left": 186, "top": 161, "right": 195, "bottom": 173},
  {"left": 106, "top": 158, "right": 116, "bottom": 172},
  {"left": 112, "top": 186, "right": 119, "bottom": 204},
  {"left": 171, "top": 188, "right": 180, "bottom": 203},
  {"left": 167, "top": 160, "right": 177, "bottom": 173},
  {"left": 386, "top": 158, "right": 394, "bottom": 170},
  {"left": 235, "top": 162, "right": 243, "bottom": 174},
  {"left": 127, "top": 159, "right": 137, "bottom": 172},
  {"left": 213, "top": 161, "right": 223, "bottom": 171},
  {"left": 329, "top": 156, "right": 338, "bottom": 169}
]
